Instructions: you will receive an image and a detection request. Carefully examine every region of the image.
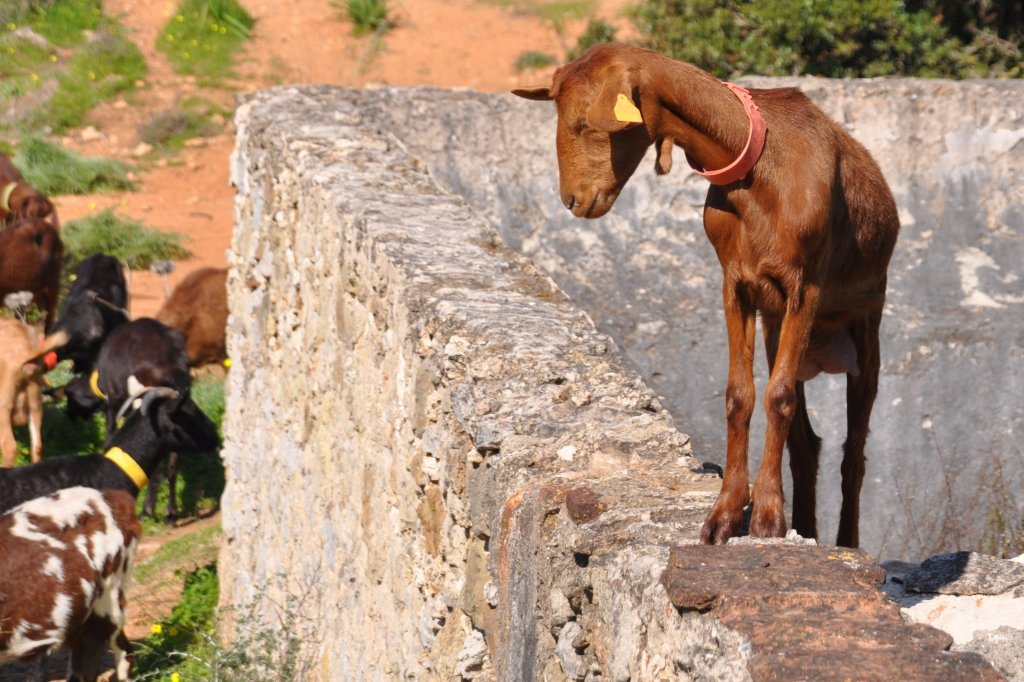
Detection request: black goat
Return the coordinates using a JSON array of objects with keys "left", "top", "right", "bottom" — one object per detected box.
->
[
  {"left": 0, "top": 388, "right": 219, "bottom": 516},
  {"left": 62, "top": 318, "right": 206, "bottom": 522},
  {"left": 50, "top": 254, "right": 129, "bottom": 374}
]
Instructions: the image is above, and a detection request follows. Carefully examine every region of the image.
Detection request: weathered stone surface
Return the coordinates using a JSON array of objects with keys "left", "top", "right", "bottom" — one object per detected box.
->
[
  {"left": 883, "top": 555, "right": 1024, "bottom": 666},
  {"left": 954, "top": 628, "right": 1024, "bottom": 682},
  {"left": 906, "top": 551, "right": 1024, "bottom": 595},
  {"left": 662, "top": 545, "right": 1005, "bottom": 681}
]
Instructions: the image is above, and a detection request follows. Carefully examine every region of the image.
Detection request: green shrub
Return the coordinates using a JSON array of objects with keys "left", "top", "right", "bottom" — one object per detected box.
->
[
  {"left": 14, "top": 137, "right": 135, "bottom": 194},
  {"left": 158, "top": 0, "right": 254, "bottom": 80},
  {"left": 139, "top": 98, "right": 225, "bottom": 150},
  {"left": 39, "top": 30, "right": 146, "bottom": 131},
  {"left": 343, "top": 0, "right": 392, "bottom": 36},
  {"left": 515, "top": 50, "right": 556, "bottom": 71},
  {"left": 61, "top": 209, "right": 191, "bottom": 270},
  {"left": 25, "top": 0, "right": 103, "bottom": 47},
  {"left": 629, "top": 0, "right": 1008, "bottom": 79}
]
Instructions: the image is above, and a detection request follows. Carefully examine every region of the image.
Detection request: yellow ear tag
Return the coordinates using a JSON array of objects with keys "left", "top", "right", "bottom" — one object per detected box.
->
[{"left": 614, "top": 93, "right": 643, "bottom": 123}]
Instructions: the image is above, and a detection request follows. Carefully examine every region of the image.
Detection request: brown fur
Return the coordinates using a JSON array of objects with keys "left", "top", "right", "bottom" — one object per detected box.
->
[
  {"left": 0, "top": 152, "right": 56, "bottom": 228},
  {"left": 0, "top": 487, "right": 139, "bottom": 680},
  {"left": 155, "top": 267, "right": 228, "bottom": 368},
  {"left": 0, "top": 217, "right": 64, "bottom": 331},
  {"left": 0, "top": 319, "right": 67, "bottom": 467},
  {"left": 514, "top": 44, "right": 900, "bottom": 547}
]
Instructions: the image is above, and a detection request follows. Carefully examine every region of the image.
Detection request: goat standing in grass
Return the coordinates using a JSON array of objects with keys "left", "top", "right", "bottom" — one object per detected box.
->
[
  {"left": 0, "top": 151, "right": 57, "bottom": 228},
  {"left": 0, "top": 388, "right": 219, "bottom": 515},
  {"left": 515, "top": 44, "right": 899, "bottom": 547},
  {"left": 156, "top": 266, "right": 229, "bottom": 368},
  {"left": 0, "top": 487, "right": 140, "bottom": 682},
  {"left": 0, "top": 217, "right": 63, "bottom": 331},
  {"left": 51, "top": 253, "right": 130, "bottom": 375},
  {"left": 0, "top": 319, "right": 67, "bottom": 468},
  {"left": 62, "top": 318, "right": 215, "bottom": 522}
]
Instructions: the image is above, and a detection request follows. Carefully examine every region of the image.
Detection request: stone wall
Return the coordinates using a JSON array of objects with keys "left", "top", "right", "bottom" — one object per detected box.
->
[
  {"left": 221, "top": 82, "right": 1022, "bottom": 679},
  {"left": 221, "top": 86, "right": 726, "bottom": 680}
]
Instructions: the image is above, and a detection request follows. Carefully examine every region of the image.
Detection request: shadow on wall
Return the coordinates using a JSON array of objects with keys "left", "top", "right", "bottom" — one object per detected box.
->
[{"left": 355, "top": 80, "right": 1024, "bottom": 561}]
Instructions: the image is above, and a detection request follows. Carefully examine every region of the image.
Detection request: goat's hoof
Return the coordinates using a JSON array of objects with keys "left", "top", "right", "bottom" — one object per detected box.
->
[
  {"left": 701, "top": 510, "right": 743, "bottom": 545},
  {"left": 748, "top": 507, "right": 787, "bottom": 539}
]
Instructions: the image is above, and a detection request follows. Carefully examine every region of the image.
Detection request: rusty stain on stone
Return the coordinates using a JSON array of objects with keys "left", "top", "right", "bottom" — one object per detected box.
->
[{"left": 565, "top": 486, "right": 608, "bottom": 525}]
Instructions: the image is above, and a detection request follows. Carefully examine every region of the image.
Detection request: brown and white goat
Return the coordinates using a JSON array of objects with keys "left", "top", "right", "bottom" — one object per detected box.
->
[
  {"left": 156, "top": 267, "right": 229, "bottom": 368},
  {"left": 0, "top": 487, "right": 140, "bottom": 681},
  {"left": 515, "top": 44, "right": 900, "bottom": 547},
  {"left": 0, "top": 151, "right": 56, "bottom": 228},
  {"left": 0, "top": 318, "right": 67, "bottom": 468},
  {"left": 0, "top": 217, "right": 64, "bottom": 331}
]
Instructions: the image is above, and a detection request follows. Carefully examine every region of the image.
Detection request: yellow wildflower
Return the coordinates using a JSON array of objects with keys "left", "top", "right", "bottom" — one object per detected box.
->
[
  {"left": 171, "top": 673, "right": 181, "bottom": 682},
  {"left": 150, "top": 624, "right": 163, "bottom": 634}
]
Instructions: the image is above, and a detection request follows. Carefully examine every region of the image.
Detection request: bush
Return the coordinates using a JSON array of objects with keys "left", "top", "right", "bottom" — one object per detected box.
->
[
  {"left": 14, "top": 137, "right": 135, "bottom": 194},
  {"left": 158, "top": 0, "right": 254, "bottom": 80},
  {"left": 629, "top": 0, "right": 1017, "bottom": 79},
  {"left": 61, "top": 208, "right": 191, "bottom": 270},
  {"left": 344, "top": 0, "right": 392, "bottom": 36}
]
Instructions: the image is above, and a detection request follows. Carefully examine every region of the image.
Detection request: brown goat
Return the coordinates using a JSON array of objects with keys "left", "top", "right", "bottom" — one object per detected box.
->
[
  {"left": 0, "top": 151, "right": 56, "bottom": 228},
  {"left": 155, "top": 267, "right": 228, "bottom": 368},
  {"left": 0, "top": 217, "right": 64, "bottom": 331},
  {"left": 0, "top": 487, "right": 140, "bottom": 681},
  {"left": 515, "top": 44, "right": 899, "bottom": 547},
  {"left": 0, "top": 319, "right": 67, "bottom": 468}
]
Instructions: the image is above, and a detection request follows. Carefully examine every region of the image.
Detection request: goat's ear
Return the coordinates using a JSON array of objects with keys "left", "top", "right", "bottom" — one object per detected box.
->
[
  {"left": 512, "top": 85, "right": 552, "bottom": 101},
  {"left": 587, "top": 76, "right": 642, "bottom": 133},
  {"left": 655, "top": 137, "right": 674, "bottom": 175}
]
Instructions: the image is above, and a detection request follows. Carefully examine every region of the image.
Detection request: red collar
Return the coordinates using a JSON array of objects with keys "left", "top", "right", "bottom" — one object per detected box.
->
[{"left": 686, "top": 82, "right": 767, "bottom": 186}]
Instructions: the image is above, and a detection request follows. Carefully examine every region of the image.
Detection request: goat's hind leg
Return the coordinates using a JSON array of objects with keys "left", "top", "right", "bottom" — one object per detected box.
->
[{"left": 837, "top": 310, "right": 882, "bottom": 548}]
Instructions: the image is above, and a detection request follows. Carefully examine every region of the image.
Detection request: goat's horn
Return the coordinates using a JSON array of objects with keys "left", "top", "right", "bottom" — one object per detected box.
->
[{"left": 139, "top": 387, "right": 179, "bottom": 415}]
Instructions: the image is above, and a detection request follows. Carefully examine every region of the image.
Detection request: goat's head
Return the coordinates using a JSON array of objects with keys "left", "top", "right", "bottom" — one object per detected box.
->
[
  {"left": 63, "top": 374, "right": 105, "bottom": 420},
  {"left": 5, "top": 183, "right": 56, "bottom": 224},
  {"left": 143, "top": 389, "right": 221, "bottom": 454},
  {"left": 513, "top": 44, "right": 654, "bottom": 219}
]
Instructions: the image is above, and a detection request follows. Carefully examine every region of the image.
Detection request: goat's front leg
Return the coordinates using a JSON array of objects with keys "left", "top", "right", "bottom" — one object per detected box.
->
[
  {"left": 749, "top": 284, "right": 820, "bottom": 538},
  {"left": 701, "top": 282, "right": 757, "bottom": 544}
]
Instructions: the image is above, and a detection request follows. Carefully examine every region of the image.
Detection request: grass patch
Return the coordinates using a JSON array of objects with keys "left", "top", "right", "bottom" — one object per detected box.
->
[
  {"left": 62, "top": 208, "right": 191, "bottom": 270},
  {"left": 515, "top": 50, "right": 555, "bottom": 71},
  {"left": 14, "top": 137, "right": 135, "bottom": 194},
  {"left": 138, "top": 97, "right": 226, "bottom": 151},
  {"left": 43, "top": 31, "right": 145, "bottom": 132},
  {"left": 157, "top": 0, "right": 254, "bottom": 81},
  {"left": 1, "top": 2, "right": 146, "bottom": 137},
  {"left": 133, "top": 523, "right": 222, "bottom": 587},
  {"left": 339, "top": 0, "right": 393, "bottom": 36},
  {"left": 135, "top": 567, "right": 319, "bottom": 681}
]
